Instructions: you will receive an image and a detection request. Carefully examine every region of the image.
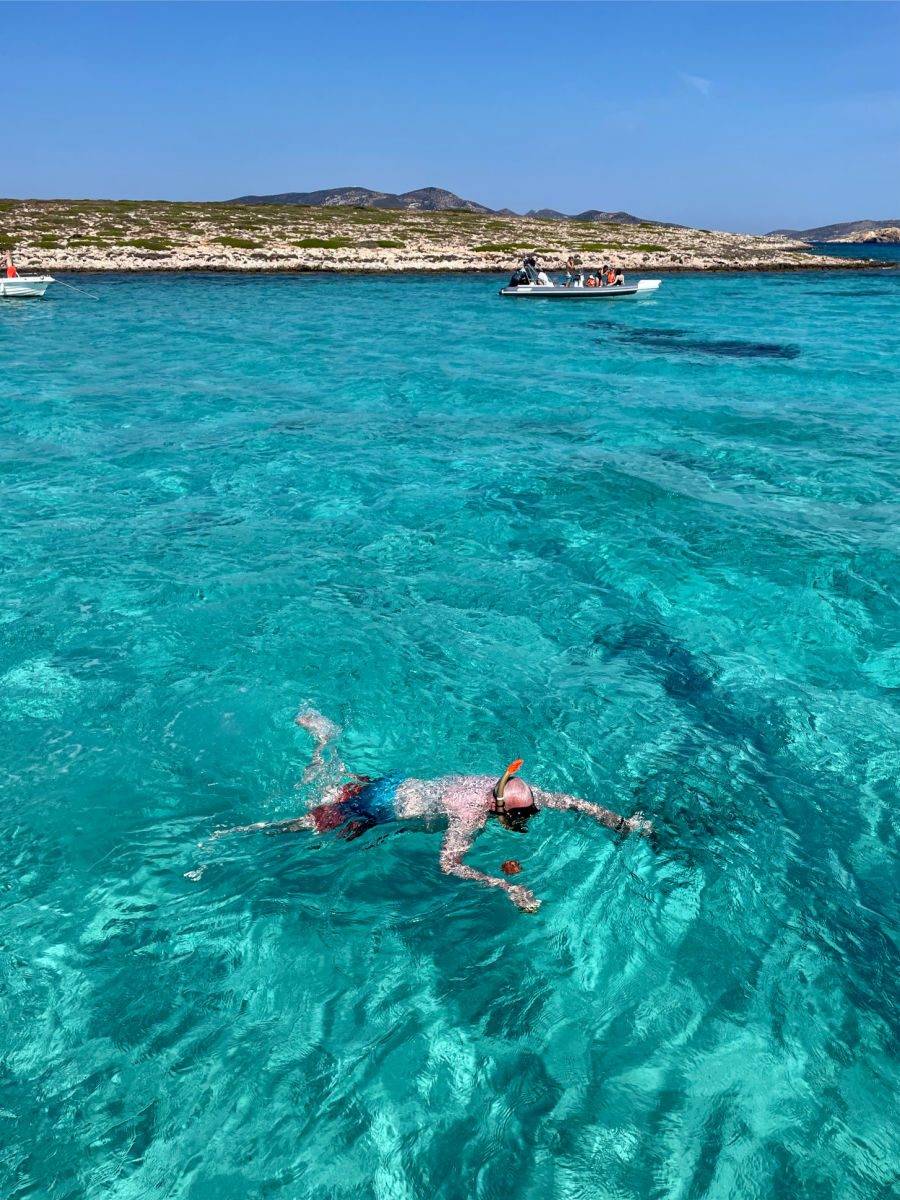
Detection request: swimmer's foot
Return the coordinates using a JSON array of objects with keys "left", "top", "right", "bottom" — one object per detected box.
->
[
  {"left": 295, "top": 707, "right": 347, "bottom": 785},
  {"left": 294, "top": 708, "right": 341, "bottom": 747}
]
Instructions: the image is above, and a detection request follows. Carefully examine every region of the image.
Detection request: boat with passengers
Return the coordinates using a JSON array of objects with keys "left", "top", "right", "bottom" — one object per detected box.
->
[{"left": 499, "top": 257, "right": 660, "bottom": 300}]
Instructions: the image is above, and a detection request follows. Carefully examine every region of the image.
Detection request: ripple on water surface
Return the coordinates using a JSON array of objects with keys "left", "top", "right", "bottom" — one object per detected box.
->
[{"left": 2, "top": 269, "right": 900, "bottom": 1199}]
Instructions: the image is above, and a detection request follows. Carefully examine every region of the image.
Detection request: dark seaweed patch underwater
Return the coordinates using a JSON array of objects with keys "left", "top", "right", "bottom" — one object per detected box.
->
[{"left": 610, "top": 327, "right": 801, "bottom": 359}]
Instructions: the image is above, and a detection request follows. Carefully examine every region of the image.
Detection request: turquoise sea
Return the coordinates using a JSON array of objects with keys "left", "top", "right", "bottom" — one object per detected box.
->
[
  {"left": 3, "top": 268, "right": 900, "bottom": 1200},
  {"left": 810, "top": 241, "right": 900, "bottom": 264}
]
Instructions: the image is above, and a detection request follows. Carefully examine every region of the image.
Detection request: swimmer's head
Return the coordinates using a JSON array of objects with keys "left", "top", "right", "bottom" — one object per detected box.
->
[{"left": 492, "top": 759, "right": 539, "bottom": 833}]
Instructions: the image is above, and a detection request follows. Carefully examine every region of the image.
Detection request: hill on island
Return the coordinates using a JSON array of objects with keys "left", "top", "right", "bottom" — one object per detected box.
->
[
  {"left": 229, "top": 185, "right": 657, "bottom": 224},
  {"left": 525, "top": 207, "right": 663, "bottom": 225},
  {"left": 229, "top": 186, "right": 494, "bottom": 213},
  {"left": 5, "top": 197, "right": 877, "bottom": 274},
  {"left": 770, "top": 218, "right": 900, "bottom": 241}
]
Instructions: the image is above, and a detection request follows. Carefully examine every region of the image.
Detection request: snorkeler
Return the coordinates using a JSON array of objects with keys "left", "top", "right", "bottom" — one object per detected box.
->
[{"left": 217, "top": 709, "right": 650, "bottom": 913}]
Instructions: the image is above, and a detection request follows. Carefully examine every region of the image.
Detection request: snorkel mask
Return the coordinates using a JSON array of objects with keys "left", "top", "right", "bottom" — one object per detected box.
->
[{"left": 492, "top": 759, "right": 539, "bottom": 833}]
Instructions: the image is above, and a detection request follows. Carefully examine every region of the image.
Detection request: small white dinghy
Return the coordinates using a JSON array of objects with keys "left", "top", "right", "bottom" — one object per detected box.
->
[
  {"left": 0, "top": 275, "right": 55, "bottom": 299},
  {"left": 499, "top": 278, "right": 661, "bottom": 300}
]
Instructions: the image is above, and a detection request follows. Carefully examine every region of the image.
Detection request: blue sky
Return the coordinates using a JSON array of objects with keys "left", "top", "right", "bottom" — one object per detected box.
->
[{"left": 6, "top": 1, "right": 899, "bottom": 232}]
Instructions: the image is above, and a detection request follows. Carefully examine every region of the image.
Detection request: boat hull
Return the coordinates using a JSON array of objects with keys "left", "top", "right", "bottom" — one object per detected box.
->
[
  {"left": 0, "top": 276, "right": 55, "bottom": 299},
  {"left": 499, "top": 279, "right": 661, "bottom": 299}
]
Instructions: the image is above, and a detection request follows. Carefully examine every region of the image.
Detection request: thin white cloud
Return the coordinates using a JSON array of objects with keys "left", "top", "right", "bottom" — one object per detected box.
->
[{"left": 680, "top": 73, "right": 712, "bottom": 98}]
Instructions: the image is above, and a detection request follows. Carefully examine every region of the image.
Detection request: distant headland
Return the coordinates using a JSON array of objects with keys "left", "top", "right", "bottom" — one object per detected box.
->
[
  {"left": 769, "top": 218, "right": 900, "bottom": 243},
  {"left": 0, "top": 190, "right": 885, "bottom": 273}
]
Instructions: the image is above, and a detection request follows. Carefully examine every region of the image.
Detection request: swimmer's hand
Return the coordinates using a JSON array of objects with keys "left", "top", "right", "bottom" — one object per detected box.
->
[
  {"left": 507, "top": 883, "right": 541, "bottom": 914},
  {"left": 625, "top": 812, "right": 653, "bottom": 836}
]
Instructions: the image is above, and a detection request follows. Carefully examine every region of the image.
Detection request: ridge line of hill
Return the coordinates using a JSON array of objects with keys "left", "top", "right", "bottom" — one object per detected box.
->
[{"left": 228, "top": 185, "right": 665, "bottom": 225}]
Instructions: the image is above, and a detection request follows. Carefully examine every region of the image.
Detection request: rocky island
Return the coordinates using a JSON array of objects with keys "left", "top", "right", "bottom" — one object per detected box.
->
[
  {"left": 835, "top": 226, "right": 900, "bottom": 244},
  {"left": 0, "top": 195, "right": 881, "bottom": 274},
  {"left": 771, "top": 217, "right": 900, "bottom": 243}
]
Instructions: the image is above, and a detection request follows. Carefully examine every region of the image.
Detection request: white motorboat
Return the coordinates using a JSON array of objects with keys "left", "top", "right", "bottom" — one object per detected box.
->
[
  {"left": 0, "top": 275, "right": 55, "bottom": 299},
  {"left": 499, "top": 278, "right": 661, "bottom": 299}
]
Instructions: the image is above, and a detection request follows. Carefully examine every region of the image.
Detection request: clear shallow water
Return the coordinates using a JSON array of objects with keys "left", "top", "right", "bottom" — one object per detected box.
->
[{"left": 3, "top": 269, "right": 900, "bottom": 1200}]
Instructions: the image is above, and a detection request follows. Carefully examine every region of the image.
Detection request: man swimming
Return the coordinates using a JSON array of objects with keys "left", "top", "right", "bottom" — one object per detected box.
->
[{"left": 220, "top": 709, "right": 650, "bottom": 913}]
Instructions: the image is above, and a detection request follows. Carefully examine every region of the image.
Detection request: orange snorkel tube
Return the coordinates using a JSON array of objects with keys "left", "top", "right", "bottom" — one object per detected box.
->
[{"left": 492, "top": 758, "right": 524, "bottom": 815}]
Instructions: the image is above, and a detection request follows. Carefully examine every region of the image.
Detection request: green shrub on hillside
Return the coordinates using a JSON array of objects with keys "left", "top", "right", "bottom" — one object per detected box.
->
[
  {"left": 213, "top": 236, "right": 260, "bottom": 248},
  {"left": 125, "top": 237, "right": 175, "bottom": 251},
  {"left": 292, "top": 237, "right": 352, "bottom": 249},
  {"left": 579, "top": 242, "right": 666, "bottom": 253}
]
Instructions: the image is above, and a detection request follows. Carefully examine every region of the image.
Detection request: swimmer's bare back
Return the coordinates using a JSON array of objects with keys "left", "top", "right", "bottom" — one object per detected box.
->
[{"left": 212, "top": 710, "right": 651, "bottom": 913}]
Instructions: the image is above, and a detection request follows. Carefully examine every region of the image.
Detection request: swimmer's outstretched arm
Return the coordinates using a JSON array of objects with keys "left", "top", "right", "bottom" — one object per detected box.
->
[
  {"left": 532, "top": 788, "right": 651, "bottom": 835},
  {"left": 440, "top": 819, "right": 541, "bottom": 912}
]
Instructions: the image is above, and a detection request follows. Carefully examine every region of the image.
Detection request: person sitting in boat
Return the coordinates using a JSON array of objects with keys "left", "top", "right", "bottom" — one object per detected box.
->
[
  {"left": 606, "top": 265, "right": 618, "bottom": 286},
  {"left": 526, "top": 257, "right": 554, "bottom": 287},
  {"left": 612, "top": 266, "right": 625, "bottom": 286},
  {"left": 525, "top": 257, "right": 554, "bottom": 286},
  {"left": 586, "top": 273, "right": 598, "bottom": 288},
  {"left": 212, "top": 708, "right": 652, "bottom": 913},
  {"left": 509, "top": 256, "right": 542, "bottom": 287},
  {"left": 5, "top": 251, "right": 18, "bottom": 279}
]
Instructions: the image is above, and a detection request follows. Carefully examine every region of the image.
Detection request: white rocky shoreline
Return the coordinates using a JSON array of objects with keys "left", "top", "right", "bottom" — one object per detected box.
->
[
  {"left": 35, "top": 260, "right": 880, "bottom": 274},
  {"left": 1, "top": 199, "right": 885, "bottom": 274},
  {"left": 15, "top": 243, "right": 881, "bottom": 275}
]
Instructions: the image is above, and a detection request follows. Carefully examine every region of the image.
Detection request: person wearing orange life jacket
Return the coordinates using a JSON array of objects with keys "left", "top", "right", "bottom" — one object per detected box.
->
[
  {"left": 606, "top": 266, "right": 617, "bottom": 286},
  {"left": 5, "top": 251, "right": 18, "bottom": 279}
]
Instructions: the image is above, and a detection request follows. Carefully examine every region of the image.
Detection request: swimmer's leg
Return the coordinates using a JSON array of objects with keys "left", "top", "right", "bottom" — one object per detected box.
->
[
  {"left": 208, "top": 709, "right": 346, "bottom": 843},
  {"left": 187, "top": 811, "right": 315, "bottom": 879},
  {"left": 295, "top": 707, "right": 347, "bottom": 784},
  {"left": 211, "top": 813, "right": 315, "bottom": 839}
]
